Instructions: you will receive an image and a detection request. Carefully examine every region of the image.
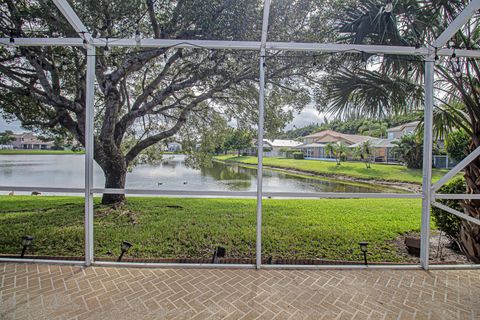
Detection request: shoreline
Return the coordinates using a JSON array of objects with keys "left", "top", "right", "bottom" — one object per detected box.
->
[{"left": 214, "top": 159, "right": 420, "bottom": 193}]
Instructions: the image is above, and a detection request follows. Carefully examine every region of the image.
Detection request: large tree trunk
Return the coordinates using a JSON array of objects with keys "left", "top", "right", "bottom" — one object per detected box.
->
[
  {"left": 102, "top": 165, "right": 127, "bottom": 205},
  {"left": 95, "top": 144, "right": 128, "bottom": 206},
  {"left": 460, "top": 150, "right": 480, "bottom": 263}
]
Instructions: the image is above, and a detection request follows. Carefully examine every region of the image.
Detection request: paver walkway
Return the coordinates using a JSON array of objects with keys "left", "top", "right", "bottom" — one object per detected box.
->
[{"left": 1, "top": 263, "right": 479, "bottom": 319}]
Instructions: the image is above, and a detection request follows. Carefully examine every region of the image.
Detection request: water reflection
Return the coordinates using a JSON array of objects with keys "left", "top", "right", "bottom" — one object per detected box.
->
[{"left": 0, "top": 154, "right": 398, "bottom": 193}]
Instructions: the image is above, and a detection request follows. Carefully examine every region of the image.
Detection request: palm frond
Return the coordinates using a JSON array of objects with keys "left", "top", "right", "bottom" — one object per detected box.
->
[{"left": 320, "top": 68, "right": 422, "bottom": 119}]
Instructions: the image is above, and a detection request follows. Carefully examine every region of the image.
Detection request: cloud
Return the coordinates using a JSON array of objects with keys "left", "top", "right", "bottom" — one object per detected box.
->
[
  {"left": 0, "top": 116, "right": 23, "bottom": 133},
  {"left": 285, "top": 106, "right": 323, "bottom": 130}
]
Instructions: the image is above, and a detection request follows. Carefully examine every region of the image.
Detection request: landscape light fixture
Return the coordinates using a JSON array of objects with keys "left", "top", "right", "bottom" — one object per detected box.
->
[
  {"left": 117, "top": 241, "right": 133, "bottom": 262},
  {"left": 211, "top": 246, "right": 226, "bottom": 264},
  {"left": 9, "top": 29, "right": 15, "bottom": 46},
  {"left": 434, "top": 47, "right": 440, "bottom": 66},
  {"left": 104, "top": 37, "right": 110, "bottom": 55},
  {"left": 81, "top": 32, "right": 88, "bottom": 50},
  {"left": 384, "top": 0, "right": 393, "bottom": 13},
  {"left": 359, "top": 242, "right": 368, "bottom": 265},
  {"left": 135, "top": 30, "right": 141, "bottom": 46},
  {"left": 20, "top": 235, "right": 34, "bottom": 258}
]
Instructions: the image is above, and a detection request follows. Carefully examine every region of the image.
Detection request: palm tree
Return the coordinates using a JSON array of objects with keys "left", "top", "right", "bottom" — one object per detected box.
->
[
  {"left": 360, "top": 140, "right": 373, "bottom": 168},
  {"left": 335, "top": 142, "right": 349, "bottom": 165},
  {"left": 325, "top": 142, "right": 336, "bottom": 161},
  {"left": 391, "top": 134, "right": 423, "bottom": 169},
  {"left": 322, "top": 0, "right": 480, "bottom": 262}
]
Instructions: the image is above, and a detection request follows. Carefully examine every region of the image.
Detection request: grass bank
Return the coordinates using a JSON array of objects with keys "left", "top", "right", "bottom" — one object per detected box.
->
[
  {"left": 0, "top": 196, "right": 423, "bottom": 262},
  {"left": 0, "top": 149, "right": 85, "bottom": 155},
  {"left": 215, "top": 155, "right": 447, "bottom": 184}
]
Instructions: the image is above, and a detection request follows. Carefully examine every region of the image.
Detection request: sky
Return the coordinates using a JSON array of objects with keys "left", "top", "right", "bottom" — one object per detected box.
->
[
  {"left": 285, "top": 105, "right": 323, "bottom": 130},
  {"left": 0, "top": 117, "right": 23, "bottom": 133},
  {"left": 0, "top": 105, "right": 324, "bottom": 134}
]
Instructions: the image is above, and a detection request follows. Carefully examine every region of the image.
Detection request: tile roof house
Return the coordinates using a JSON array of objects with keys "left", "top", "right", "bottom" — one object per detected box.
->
[
  {"left": 302, "top": 130, "right": 372, "bottom": 145},
  {"left": 296, "top": 130, "right": 375, "bottom": 160}
]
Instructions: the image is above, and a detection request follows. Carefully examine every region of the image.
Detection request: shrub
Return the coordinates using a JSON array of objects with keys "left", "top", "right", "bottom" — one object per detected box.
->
[
  {"left": 293, "top": 152, "right": 304, "bottom": 159},
  {"left": 445, "top": 130, "right": 470, "bottom": 162},
  {"left": 392, "top": 134, "right": 423, "bottom": 169},
  {"left": 431, "top": 177, "right": 465, "bottom": 247}
]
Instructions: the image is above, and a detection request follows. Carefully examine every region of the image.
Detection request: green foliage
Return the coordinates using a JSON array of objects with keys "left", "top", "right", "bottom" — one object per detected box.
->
[
  {"left": 392, "top": 134, "right": 423, "bottom": 169},
  {"left": 360, "top": 140, "right": 373, "bottom": 169},
  {"left": 445, "top": 130, "right": 470, "bottom": 162},
  {"left": 0, "top": 0, "right": 341, "bottom": 201},
  {"left": 0, "top": 196, "right": 423, "bottom": 262},
  {"left": 431, "top": 177, "right": 466, "bottom": 246},
  {"left": 292, "top": 152, "right": 304, "bottom": 160},
  {"left": 0, "top": 131, "right": 15, "bottom": 145},
  {"left": 326, "top": 142, "right": 349, "bottom": 165},
  {"left": 222, "top": 129, "right": 254, "bottom": 155}
]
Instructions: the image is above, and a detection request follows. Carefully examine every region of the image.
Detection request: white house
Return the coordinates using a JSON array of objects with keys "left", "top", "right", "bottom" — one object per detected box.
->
[
  {"left": 11, "top": 133, "right": 54, "bottom": 150},
  {"left": 247, "top": 139, "right": 302, "bottom": 157},
  {"left": 386, "top": 121, "right": 420, "bottom": 139},
  {"left": 167, "top": 142, "right": 182, "bottom": 152}
]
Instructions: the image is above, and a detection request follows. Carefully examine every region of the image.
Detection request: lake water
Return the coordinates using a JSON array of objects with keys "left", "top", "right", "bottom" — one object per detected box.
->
[{"left": 0, "top": 154, "right": 399, "bottom": 193}]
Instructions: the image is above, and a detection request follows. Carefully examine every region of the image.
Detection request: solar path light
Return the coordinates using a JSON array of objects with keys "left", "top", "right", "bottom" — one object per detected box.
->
[
  {"left": 211, "top": 246, "right": 226, "bottom": 264},
  {"left": 20, "top": 235, "right": 34, "bottom": 258},
  {"left": 359, "top": 242, "right": 369, "bottom": 265},
  {"left": 118, "top": 241, "right": 133, "bottom": 262}
]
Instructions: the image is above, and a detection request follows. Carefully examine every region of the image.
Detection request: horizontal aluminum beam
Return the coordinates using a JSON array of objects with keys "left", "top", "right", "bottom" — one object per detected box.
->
[
  {"left": 93, "top": 188, "right": 421, "bottom": 199},
  {"left": 0, "top": 257, "right": 85, "bottom": 265},
  {"left": 0, "top": 185, "right": 421, "bottom": 199},
  {"left": 434, "top": 194, "right": 480, "bottom": 200},
  {"left": 3, "top": 38, "right": 480, "bottom": 57},
  {"left": 262, "top": 264, "right": 422, "bottom": 270},
  {"left": 93, "top": 261, "right": 256, "bottom": 269},
  {"left": 0, "top": 258, "right": 476, "bottom": 270},
  {"left": 428, "top": 264, "right": 480, "bottom": 270},
  {"left": 0, "top": 186, "right": 85, "bottom": 193}
]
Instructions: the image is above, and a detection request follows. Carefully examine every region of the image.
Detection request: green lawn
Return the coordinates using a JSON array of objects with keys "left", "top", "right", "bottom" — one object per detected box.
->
[
  {"left": 0, "top": 149, "right": 85, "bottom": 155},
  {"left": 215, "top": 155, "right": 447, "bottom": 184},
  {"left": 0, "top": 196, "right": 424, "bottom": 262}
]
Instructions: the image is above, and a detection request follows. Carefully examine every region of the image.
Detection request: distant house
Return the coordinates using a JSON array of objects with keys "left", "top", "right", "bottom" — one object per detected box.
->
[
  {"left": 387, "top": 121, "right": 420, "bottom": 139},
  {"left": 11, "top": 133, "right": 54, "bottom": 150},
  {"left": 348, "top": 138, "right": 398, "bottom": 163},
  {"left": 167, "top": 142, "right": 182, "bottom": 152},
  {"left": 296, "top": 130, "right": 373, "bottom": 159},
  {"left": 247, "top": 139, "right": 303, "bottom": 157}
]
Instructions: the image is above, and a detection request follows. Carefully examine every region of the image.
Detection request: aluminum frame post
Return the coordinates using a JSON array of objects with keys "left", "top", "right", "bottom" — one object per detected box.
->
[
  {"left": 256, "top": 0, "right": 271, "bottom": 269},
  {"left": 84, "top": 45, "right": 95, "bottom": 266},
  {"left": 420, "top": 58, "right": 435, "bottom": 270}
]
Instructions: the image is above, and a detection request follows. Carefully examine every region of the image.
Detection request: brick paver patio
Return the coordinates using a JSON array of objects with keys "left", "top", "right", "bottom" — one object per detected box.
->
[{"left": 1, "top": 263, "right": 479, "bottom": 319}]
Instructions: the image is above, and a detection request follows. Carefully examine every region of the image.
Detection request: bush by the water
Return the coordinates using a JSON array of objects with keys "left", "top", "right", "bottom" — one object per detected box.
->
[{"left": 431, "top": 177, "right": 466, "bottom": 247}]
